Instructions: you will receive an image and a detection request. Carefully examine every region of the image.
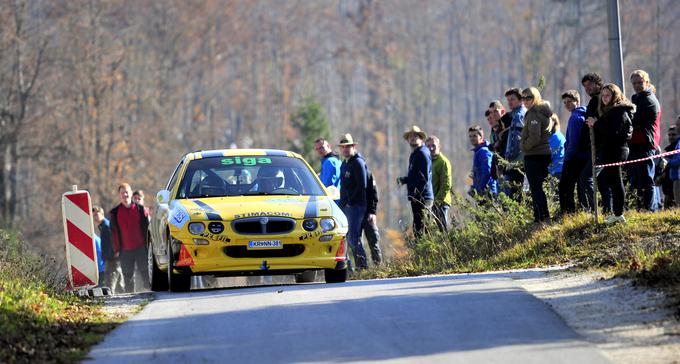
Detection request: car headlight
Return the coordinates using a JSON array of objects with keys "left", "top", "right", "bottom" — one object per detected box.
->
[
  {"left": 320, "top": 218, "right": 335, "bottom": 232},
  {"left": 188, "top": 222, "right": 205, "bottom": 235},
  {"left": 302, "top": 219, "right": 318, "bottom": 231}
]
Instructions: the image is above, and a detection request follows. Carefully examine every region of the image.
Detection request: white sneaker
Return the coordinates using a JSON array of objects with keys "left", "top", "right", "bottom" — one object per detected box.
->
[{"left": 605, "top": 215, "right": 626, "bottom": 224}]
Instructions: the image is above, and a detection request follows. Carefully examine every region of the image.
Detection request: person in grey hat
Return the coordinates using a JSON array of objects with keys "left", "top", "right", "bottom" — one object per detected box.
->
[
  {"left": 397, "top": 125, "right": 434, "bottom": 236},
  {"left": 338, "top": 133, "right": 369, "bottom": 270}
]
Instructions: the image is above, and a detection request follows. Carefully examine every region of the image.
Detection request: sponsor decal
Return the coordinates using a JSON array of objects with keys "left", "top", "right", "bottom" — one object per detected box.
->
[
  {"left": 220, "top": 157, "right": 272, "bottom": 166},
  {"left": 234, "top": 211, "right": 292, "bottom": 219},
  {"left": 169, "top": 202, "right": 190, "bottom": 228},
  {"left": 199, "top": 232, "right": 230, "bottom": 243},
  {"left": 299, "top": 230, "right": 323, "bottom": 241}
]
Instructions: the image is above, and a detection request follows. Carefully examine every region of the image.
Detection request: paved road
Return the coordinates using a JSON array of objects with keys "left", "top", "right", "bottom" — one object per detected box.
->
[{"left": 85, "top": 274, "right": 609, "bottom": 363}]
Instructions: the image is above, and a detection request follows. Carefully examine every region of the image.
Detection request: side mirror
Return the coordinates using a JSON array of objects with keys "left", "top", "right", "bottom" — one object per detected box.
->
[
  {"left": 326, "top": 186, "right": 340, "bottom": 201},
  {"left": 157, "top": 190, "right": 171, "bottom": 204}
]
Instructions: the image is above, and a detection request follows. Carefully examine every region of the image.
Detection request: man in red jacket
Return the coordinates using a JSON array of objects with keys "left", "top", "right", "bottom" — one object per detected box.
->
[{"left": 110, "top": 182, "right": 150, "bottom": 293}]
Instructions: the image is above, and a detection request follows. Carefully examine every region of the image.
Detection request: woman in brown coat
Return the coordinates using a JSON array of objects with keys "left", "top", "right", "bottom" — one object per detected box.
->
[{"left": 520, "top": 87, "right": 554, "bottom": 223}]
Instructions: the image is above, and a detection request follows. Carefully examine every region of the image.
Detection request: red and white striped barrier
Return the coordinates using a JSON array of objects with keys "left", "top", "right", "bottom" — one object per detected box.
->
[
  {"left": 595, "top": 148, "right": 680, "bottom": 168},
  {"left": 61, "top": 186, "right": 99, "bottom": 290}
]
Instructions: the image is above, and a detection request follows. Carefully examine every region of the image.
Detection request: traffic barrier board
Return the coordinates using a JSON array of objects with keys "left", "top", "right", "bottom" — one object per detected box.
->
[{"left": 61, "top": 186, "right": 99, "bottom": 290}]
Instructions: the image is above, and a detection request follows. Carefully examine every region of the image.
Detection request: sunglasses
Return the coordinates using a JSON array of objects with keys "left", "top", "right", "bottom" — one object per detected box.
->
[{"left": 521, "top": 96, "right": 534, "bottom": 101}]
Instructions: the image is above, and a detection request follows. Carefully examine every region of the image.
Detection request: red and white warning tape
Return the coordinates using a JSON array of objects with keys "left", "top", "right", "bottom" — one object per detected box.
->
[{"left": 594, "top": 148, "right": 680, "bottom": 168}]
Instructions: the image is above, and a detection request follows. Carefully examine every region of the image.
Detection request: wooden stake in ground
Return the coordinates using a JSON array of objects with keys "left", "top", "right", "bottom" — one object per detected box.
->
[{"left": 590, "top": 127, "right": 599, "bottom": 224}]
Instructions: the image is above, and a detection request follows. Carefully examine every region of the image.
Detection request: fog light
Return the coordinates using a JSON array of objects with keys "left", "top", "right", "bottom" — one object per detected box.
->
[
  {"left": 319, "top": 234, "right": 333, "bottom": 242},
  {"left": 193, "top": 238, "right": 209, "bottom": 245},
  {"left": 208, "top": 222, "right": 224, "bottom": 234}
]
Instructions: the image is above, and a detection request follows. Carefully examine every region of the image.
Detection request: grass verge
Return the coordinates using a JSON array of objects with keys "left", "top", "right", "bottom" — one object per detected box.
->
[
  {"left": 356, "top": 194, "right": 680, "bottom": 311},
  {"left": 0, "top": 230, "right": 128, "bottom": 363}
]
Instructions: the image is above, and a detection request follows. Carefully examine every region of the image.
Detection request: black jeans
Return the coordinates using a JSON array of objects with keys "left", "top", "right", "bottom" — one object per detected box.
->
[
  {"left": 410, "top": 198, "right": 433, "bottom": 236},
  {"left": 559, "top": 157, "right": 594, "bottom": 213},
  {"left": 597, "top": 165, "right": 626, "bottom": 216},
  {"left": 524, "top": 155, "right": 551, "bottom": 222},
  {"left": 362, "top": 216, "right": 382, "bottom": 264}
]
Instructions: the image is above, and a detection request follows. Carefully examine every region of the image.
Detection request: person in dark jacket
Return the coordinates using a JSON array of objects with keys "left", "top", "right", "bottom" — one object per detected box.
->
[
  {"left": 110, "top": 182, "right": 150, "bottom": 292},
  {"left": 558, "top": 90, "right": 594, "bottom": 214},
  {"left": 627, "top": 69, "right": 661, "bottom": 211},
  {"left": 93, "top": 206, "right": 124, "bottom": 293},
  {"left": 487, "top": 101, "right": 510, "bottom": 156},
  {"left": 520, "top": 87, "right": 554, "bottom": 223},
  {"left": 581, "top": 73, "right": 613, "bottom": 213},
  {"left": 362, "top": 169, "right": 382, "bottom": 264},
  {"left": 660, "top": 125, "right": 678, "bottom": 208},
  {"left": 397, "top": 125, "right": 434, "bottom": 237},
  {"left": 338, "top": 133, "right": 369, "bottom": 269},
  {"left": 586, "top": 83, "right": 634, "bottom": 224}
]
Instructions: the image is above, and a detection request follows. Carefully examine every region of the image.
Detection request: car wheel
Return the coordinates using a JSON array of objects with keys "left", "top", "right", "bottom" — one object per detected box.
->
[
  {"left": 167, "top": 239, "right": 191, "bottom": 292},
  {"left": 148, "top": 240, "right": 168, "bottom": 291},
  {"left": 294, "top": 270, "right": 317, "bottom": 283},
  {"left": 324, "top": 268, "right": 347, "bottom": 283}
]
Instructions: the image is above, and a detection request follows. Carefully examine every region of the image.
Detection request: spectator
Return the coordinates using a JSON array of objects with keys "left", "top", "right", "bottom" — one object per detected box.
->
[
  {"left": 487, "top": 101, "right": 510, "bottom": 156},
  {"left": 110, "top": 182, "right": 151, "bottom": 292},
  {"left": 397, "top": 126, "right": 434, "bottom": 236},
  {"left": 425, "top": 136, "right": 452, "bottom": 231},
  {"left": 520, "top": 87, "right": 554, "bottom": 223},
  {"left": 502, "top": 88, "right": 527, "bottom": 198},
  {"left": 628, "top": 70, "right": 661, "bottom": 211},
  {"left": 363, "top": 168, "right": 383, "bottom": 264},
  {"left": 582, "top": 73, "right": 613, "bottom": 214},
  {"left": 660, "top": 125, "right": 678, "bottom": 207},
  {"left": 314, "top": 137, "right": 342, "bottom": 194},
  {"left": 468, "top": 124, "right": 497, "bottom": 195},
  {"left": 549, "top": 114, "right": 566, "bottom": 178},
  {"left": 92, "top": 209, "right": 105, "bottom": 286},
  {"left": 586, "top": 83, "right": 634, "bottom": 224},
  {"left": 338, "top": 133, "right": 369, "bottom": 270},
  {"left": 93, "top": 206, "right": 124, "bottom": 293},
  {"left": 558, "top": 90, "right": 593, "bottom": 214},
  {"left": 132, "top": 190, "right": 151, "bottom": 218},
  {"left": 668, "top": 117, "right": 680, "bottom": 206}
]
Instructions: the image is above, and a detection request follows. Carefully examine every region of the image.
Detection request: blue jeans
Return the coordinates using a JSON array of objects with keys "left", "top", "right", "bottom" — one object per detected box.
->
[
  {"left": 341, "top": 205, "right": 368, "bottom": 269},
  {"left": 433, "top": 203, "right": 450, "bottom": 231},
  {"left": 626, "top": 147, "right": 657, "bottom": 211}
]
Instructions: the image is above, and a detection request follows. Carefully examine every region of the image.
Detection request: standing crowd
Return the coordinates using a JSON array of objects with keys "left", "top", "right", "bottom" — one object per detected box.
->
[
  {"left": 472, "top": 70, "right": 679, "bottom": 224},
  {"left": 93, "top": 185, "right": 151, "bottom": 293}
]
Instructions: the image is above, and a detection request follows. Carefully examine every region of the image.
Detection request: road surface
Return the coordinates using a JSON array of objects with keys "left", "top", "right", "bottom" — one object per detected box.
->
[{"left": 85, "top": 274, "right": 609, "bottom": 363}]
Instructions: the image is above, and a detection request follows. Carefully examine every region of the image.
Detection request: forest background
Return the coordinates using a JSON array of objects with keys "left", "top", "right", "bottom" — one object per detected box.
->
[{"left": 1, "top": 0, "right": 678, "bottom": 257}]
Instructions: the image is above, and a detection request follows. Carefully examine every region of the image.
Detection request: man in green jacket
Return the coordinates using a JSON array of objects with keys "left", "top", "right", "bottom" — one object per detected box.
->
[{"left": 425, "top": 136, "right": 452, "bottom": 231}]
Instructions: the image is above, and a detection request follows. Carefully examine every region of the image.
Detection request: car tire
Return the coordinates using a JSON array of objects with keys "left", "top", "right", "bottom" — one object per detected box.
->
[
  {"left": 294, "top": 270, "right": 317, "bottom": 283},
  {"left": 148, "top": 240, "right": 168, "bottom": 292},
  {"left": 324, "top": 268, "right": 347, "bottom": 283},
  {"left": 167, "top": 239, "right": 191, "bottom": 292}
]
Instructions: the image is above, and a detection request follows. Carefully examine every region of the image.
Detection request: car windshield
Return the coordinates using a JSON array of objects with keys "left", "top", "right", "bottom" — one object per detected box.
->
[{"left": 176, "top": 155, "right": 326, "bottom": 199}]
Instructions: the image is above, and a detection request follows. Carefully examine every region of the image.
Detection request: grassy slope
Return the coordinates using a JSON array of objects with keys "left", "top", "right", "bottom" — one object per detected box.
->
[
  {"left": 356, "top": 209, "right": 680, "bottom": 298},
  {"left": 0, "top": 230, "right": 125, "bottom": 363}
]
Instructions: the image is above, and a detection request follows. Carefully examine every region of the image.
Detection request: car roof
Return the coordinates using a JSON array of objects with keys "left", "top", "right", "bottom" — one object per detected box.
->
[{"left": 184, "top": 149, "right": 302, "bottom": 161}]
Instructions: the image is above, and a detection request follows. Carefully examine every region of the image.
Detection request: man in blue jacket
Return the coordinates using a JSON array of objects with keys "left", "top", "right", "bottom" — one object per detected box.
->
[
  {"left": 398, "top": 125, "right": 433, "bottom": 236},
  {"left": 338, "top": 133, "right": 369, "bottom": 270},
  {"left": 558, "top": 90, "right": 593, "bottom": 214},
  {"left": 468, "top": 125, "right": 497, "bottom": 195},
  {"left": 502, "top": 88, "right": 527, "bottom": 198},
  {"left": 314, "top": 137, "right": 341, "bottom": 198}
]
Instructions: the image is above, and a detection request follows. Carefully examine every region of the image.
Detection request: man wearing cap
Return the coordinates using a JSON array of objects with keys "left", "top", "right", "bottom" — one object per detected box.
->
[
  {"left": 338, "top": 133, "right": 369, "bottom": 270},
  {"left": 397, "top": 126, "right": 434, "bottom": 236}
]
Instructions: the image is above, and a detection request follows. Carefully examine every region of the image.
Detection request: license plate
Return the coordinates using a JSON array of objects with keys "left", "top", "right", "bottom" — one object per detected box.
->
[{"left": 248, "top": 240, "right": 282, "bottom": 250}]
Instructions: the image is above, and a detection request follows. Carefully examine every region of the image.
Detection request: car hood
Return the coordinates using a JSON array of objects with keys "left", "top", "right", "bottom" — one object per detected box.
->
[{"left": 176, "top": 195, "right": 340, "bottom": 222}]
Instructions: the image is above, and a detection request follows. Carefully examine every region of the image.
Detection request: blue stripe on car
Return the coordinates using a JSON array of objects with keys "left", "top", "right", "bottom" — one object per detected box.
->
[
  {"left": 192, "top": 200, "right": 223, "bottom": 220},
  {"left": 265, "top": 150, "right": 288, "bottom": 156},
  {"left": 200, "top": 151, "right": 226, "bottom": 158},
  {"left": 303, "top": 196, "right": 318, "bottom": 218}
]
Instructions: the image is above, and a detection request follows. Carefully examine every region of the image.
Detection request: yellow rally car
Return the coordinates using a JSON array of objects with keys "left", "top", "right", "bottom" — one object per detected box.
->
[{"left": 148, "top": 149, "right": 349, "bottom": 292}]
